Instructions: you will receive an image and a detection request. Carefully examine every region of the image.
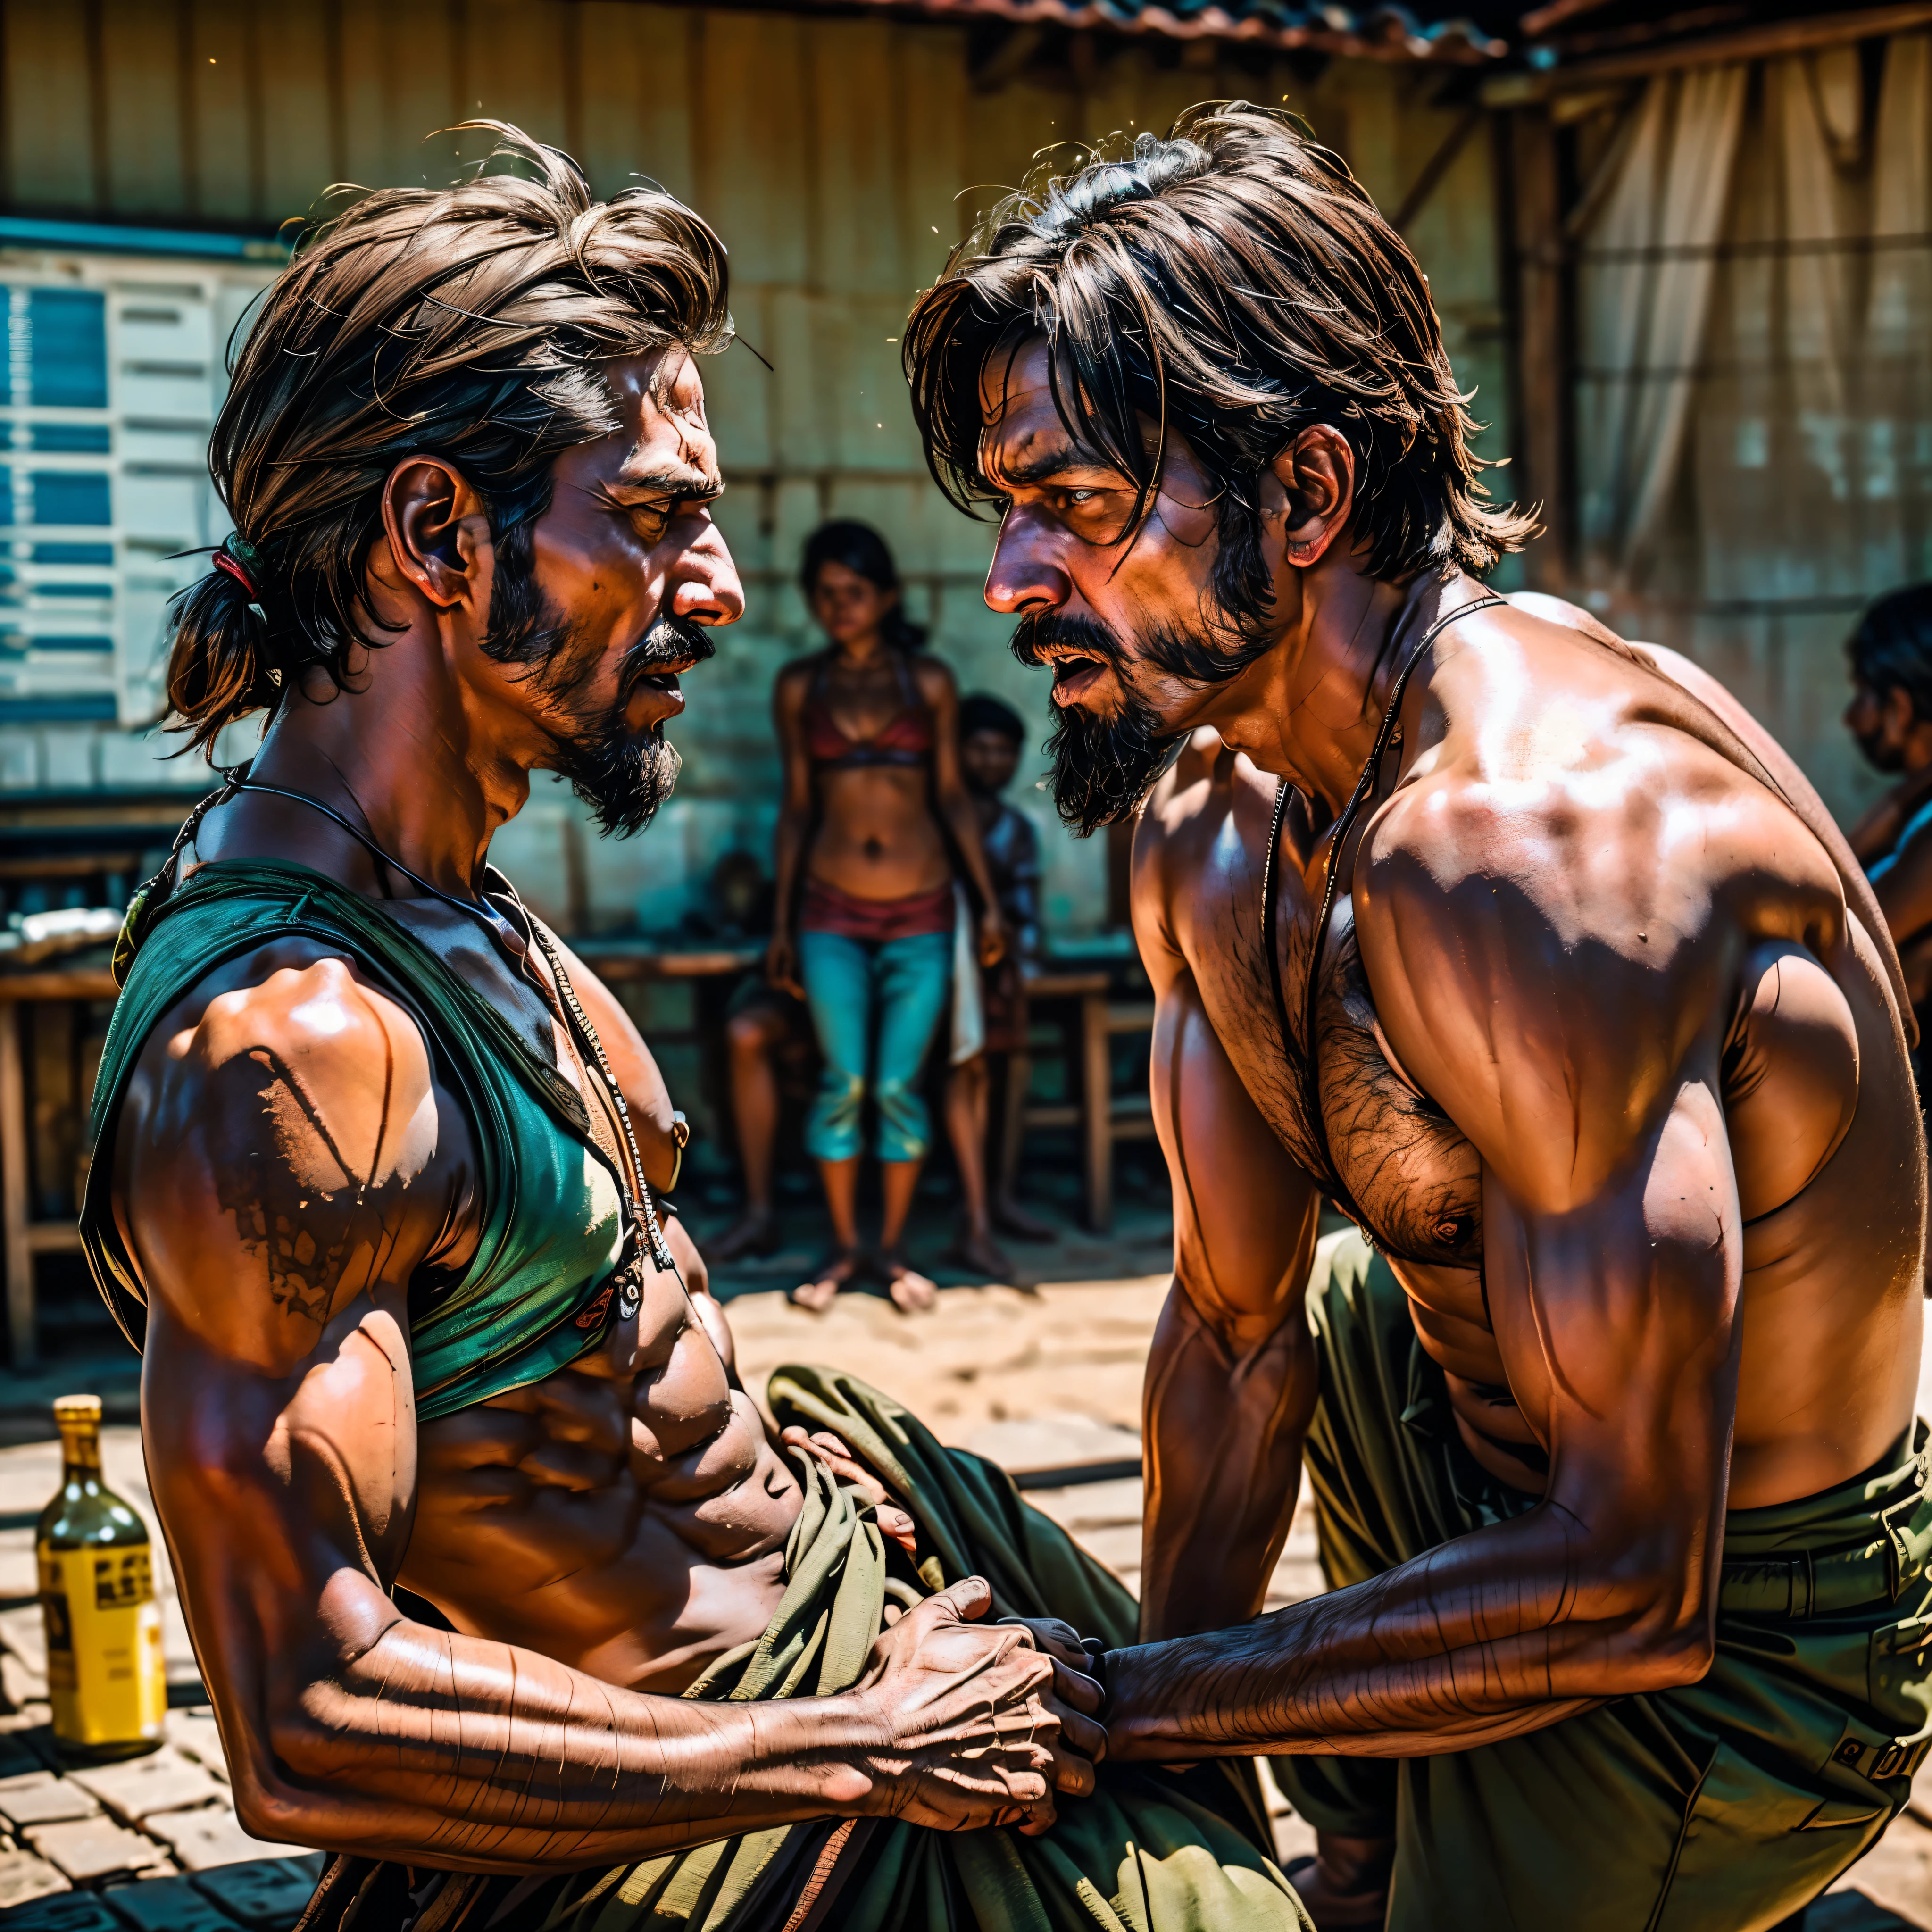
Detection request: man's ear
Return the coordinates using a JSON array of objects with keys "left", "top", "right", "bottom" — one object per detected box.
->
[
  {"left": 1264, "top": 426, "right": 1356, "bottom": 571},
  {"left": 379, "top": 457, "right": 491, "bottom": 610}
]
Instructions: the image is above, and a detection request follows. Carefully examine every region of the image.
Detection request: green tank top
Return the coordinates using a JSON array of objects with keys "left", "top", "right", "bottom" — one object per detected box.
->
[{"left": 79, "top": 859, "right": 626, "bottom": 1421}]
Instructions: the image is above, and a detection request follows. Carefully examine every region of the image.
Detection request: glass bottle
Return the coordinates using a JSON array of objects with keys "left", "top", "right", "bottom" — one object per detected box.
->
[{"left": 36, "top": 1394, "right": 165, "bottom": 1760}]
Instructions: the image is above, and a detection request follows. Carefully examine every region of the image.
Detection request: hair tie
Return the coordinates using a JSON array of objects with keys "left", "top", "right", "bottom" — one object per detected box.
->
[{"left": 212, "top": 534, "right": 263, "bottom": 604}]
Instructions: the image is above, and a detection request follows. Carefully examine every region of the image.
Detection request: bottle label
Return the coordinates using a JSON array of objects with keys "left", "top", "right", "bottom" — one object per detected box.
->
[{"left": 38, "top": 1546, "right": 167, "bottom": 1748}]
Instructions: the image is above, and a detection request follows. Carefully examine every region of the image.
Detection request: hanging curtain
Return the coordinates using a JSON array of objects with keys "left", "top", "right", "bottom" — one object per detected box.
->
[
  {"left": 1572, "top": 35, "right": 1932, "bottom": 818},
  {"left": 1860, "top": 33, "right": 1932, "bottom": 591},
  {"left": 1575, "top": 64, "right": 1748, "bottom": 588}
]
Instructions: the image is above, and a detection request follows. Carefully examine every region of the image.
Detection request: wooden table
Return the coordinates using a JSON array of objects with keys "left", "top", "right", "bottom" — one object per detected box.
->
[
  {"left": 570, "top": 942, "right": 762, "bottom": 985},
  {"left": 0, "top": 964, "right": 118, "bottom": 1373},
  {"left": 1017, "top": 968, "right": 1157, "bottom": 1234}
]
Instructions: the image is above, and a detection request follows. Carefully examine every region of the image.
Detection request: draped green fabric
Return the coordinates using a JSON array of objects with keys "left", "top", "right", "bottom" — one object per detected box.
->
[
  {"left": 301, "top": 1371, "right": 1312, "bottom": 1932},
  {"left": 78, "top": 858, "right": 626, "bottom": 1420},
  {"left": 533, "top": 1366, "right": 1312, "bottom": 1932},
  {"left": 1272, "top": 1232, "right": 1932, "bottom": 1932}
]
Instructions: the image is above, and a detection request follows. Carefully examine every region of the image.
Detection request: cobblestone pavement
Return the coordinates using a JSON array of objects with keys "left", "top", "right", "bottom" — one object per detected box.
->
[
  {"left": 0, "top": 1273, "right": 1924, "bottom": 1926},
  {"left": 0, "top": 1427, "right": 321, "bottom": 1926}
]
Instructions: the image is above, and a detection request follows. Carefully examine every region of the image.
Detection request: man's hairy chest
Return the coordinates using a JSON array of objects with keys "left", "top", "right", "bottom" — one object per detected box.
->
[{"left": 1173, "top": 808, "right": 1486, "bottom": 1272}]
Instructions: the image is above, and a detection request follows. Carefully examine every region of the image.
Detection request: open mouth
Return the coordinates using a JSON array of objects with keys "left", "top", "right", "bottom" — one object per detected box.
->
[
  {"left": 623, "top": 670, "right": 686, "bottom": 734},
  {"left": 1049, "top": 654, "right": 1108, "bottom": 706}
]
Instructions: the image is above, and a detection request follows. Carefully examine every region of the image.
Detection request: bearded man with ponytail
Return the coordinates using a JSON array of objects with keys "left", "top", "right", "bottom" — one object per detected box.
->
[{"left": 75, "top": 124, "right": 1315, "bottom": 1932}]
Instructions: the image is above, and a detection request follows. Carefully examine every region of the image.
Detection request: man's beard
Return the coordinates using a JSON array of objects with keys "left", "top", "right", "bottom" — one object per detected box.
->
[
  {"left": 1012, "top": 613, "right": 1200, "bottom": 837},
  {"left": 483, "top": 547, "right": 713, "bottom": 839},
  {"left": 544, "top": 616, "right": 713, "bottom": 837}
]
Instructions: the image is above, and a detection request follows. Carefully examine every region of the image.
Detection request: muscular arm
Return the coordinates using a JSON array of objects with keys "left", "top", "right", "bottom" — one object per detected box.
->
[
  {"left": 1133, "top": 821, "right": 1320, "bottom": 1642},
  {"left": 1108, "top": 770, "right": 1764, "bottom": 1758},
  {"left": 123, "top": 949, "right": 1095, "bottom": 1871}
]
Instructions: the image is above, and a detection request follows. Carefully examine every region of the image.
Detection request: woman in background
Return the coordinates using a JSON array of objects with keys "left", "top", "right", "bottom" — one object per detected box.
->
[
  {"left": 1844, "top": 581, "right": 1932, "bottom": 1104},
  {"left": 767, "top": 522, "right": 1005, "bottom": 1310}
]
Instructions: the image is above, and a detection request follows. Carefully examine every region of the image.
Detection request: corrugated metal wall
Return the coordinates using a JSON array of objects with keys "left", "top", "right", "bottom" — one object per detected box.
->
[{"left": 0, "top": 0, "right": 1510, "bottom": 937}]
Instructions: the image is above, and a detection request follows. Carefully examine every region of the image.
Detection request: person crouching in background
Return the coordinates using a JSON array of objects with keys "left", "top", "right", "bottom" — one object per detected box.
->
[
  {"left": 943, "top": 693, "right": 1058, "bottom": 1276},
  {"left": 766, "top": 522, "right": 1007, "bottom": 1310}
]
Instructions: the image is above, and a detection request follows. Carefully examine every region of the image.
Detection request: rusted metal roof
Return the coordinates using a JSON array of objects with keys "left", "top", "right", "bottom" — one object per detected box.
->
[{"left": 728, "top": 0, "right": 1510, "bottom": 59}]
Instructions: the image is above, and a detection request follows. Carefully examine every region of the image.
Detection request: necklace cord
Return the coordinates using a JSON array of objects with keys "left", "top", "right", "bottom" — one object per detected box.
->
[
  {"left": 524, "top": 917, "right": 679, "bottom": 1278},
  {"left": 1262, "top": 593, "right": 1506, "bottom": 1224}
]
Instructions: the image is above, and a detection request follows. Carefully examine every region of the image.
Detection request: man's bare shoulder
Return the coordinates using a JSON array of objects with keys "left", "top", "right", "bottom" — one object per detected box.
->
[
  {"left": 1135, "top": 731, "right": 1228, "bottom": 954},
  {"left": 134, "top": 938, "right": 436, "bottom": 1121},
  {"left": 1138, "top": 730, "right": 1277, "bottom": 864},
  {"left": 1136, "top": 731, "right": 1286, "bottom": 984},
  {"left": 1386, "top": 604, "right": 1845, "bottom": 944},
  {"left": 118, "top": 939, "right": 452, "bottom": 1351},
  {"left": 1360, "top": 604, "right": 1859, "bottom": 1198}
]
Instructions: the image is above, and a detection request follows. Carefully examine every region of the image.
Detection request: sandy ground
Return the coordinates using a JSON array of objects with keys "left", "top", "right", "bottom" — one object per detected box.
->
[
  {"left": 0, "top": 1264, "right": 1919, "bottom": 1924},
  {"left": 721, "top": 1270, "right": 1932, "bottom": 1927}
]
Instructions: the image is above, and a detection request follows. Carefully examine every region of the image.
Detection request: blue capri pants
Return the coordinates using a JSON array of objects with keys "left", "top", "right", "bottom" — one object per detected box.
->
[{"left": 797, "top": 927, "right": 952, "bottom": 1165}]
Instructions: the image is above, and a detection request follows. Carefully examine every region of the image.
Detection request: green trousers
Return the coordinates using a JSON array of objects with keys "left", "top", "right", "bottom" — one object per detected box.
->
[
  {"left": 300, "top": 1368, "right": 1309, "bottom": 1932},
  {"left": 1269, "top": 1232, "right": 1932, "bottom": 1932}
]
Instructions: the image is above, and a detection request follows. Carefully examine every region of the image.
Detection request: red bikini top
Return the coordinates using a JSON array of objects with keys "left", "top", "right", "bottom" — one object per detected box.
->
[{"left": 804, "top": 652, "right": 933, "bottom": 770}]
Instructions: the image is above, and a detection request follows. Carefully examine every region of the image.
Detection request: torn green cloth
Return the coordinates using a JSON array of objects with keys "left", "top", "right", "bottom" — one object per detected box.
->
[{"left": 80, "top": 858, "right": 632, "bottom": 1421}]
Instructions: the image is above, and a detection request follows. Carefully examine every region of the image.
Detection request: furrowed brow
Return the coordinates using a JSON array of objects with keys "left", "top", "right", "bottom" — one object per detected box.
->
[
  {"left": 617, "top": 467, "right": 724, "bottom": 505},
  {"left": 983, "top": 442, "right": 1124, "bottom": 491}
]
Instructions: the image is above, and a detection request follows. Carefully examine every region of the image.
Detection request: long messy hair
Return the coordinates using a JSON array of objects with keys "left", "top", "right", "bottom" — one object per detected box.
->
[
  {"left": 800, "top": 519, "right": 928, "bottom": 653},
  {"left": 904, "top": 104, "right": 1534, "bottom": 668},
  {"left": 166, "top": 121, "right": 732, "bottom": 756}
]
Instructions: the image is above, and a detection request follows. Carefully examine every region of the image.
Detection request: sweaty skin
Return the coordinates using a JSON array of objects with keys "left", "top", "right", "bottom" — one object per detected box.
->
[
  {"left": 112, "top": 350, "right": 1101, "bottom": 1874},
  {"left": 977, "top": 338, "right": 1926, "bottom": 1760}
]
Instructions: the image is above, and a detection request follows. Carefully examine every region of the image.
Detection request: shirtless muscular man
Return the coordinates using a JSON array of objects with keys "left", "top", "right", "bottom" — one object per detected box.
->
[
  {"left": 906, "top": 106, "right": 1932, "bottom": 1931},
  {"left": 75, "top": 127, "right": 1318, "bottom": 1932}
]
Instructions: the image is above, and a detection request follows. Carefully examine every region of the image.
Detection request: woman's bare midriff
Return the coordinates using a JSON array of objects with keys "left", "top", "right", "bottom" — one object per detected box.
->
[{"left": 807, "top": 765, "right": 953, "bottom": 901}]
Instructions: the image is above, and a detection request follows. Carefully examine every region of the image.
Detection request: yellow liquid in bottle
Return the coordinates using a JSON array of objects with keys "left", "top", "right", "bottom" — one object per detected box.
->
[{"left": 36, "top": 1395, "right": 165, "bottom": 1761}]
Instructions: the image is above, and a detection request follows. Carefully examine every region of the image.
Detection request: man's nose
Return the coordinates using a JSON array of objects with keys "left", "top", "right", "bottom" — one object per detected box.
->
[
  {"left": 983, "top": 511, "right": 1073, "bottom": 617},
  {"left": 671, "top": 518, "right": 744, "bottom": 627}
]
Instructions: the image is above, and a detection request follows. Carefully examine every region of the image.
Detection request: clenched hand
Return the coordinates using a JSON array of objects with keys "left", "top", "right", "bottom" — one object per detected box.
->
[{"left": 847, "top": 1576, "right": 1106, "bottom": 1835}]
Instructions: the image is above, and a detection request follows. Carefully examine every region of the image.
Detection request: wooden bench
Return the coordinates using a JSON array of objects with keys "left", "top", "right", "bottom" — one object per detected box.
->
[
  {"left": 1012, "top": 969, "right": 1157, "bottom": 1233},
  {"left": 0, "top": 963, "right": 119, "bottom": 1373}
]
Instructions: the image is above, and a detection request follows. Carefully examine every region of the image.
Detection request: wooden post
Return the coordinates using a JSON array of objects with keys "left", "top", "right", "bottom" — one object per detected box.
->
[
  {"left": 998, "top": 1050, "right": 1030, "bottom": 1208},
  {"left": 1508, "top": 106, "right": 1573, "bottom": 588},
  {"left": 1081, "top": 990, "right": 1112, "bottom": 1233},
  {"left": 1, "top": 1005, "right": 36, "bottom": 1374}
]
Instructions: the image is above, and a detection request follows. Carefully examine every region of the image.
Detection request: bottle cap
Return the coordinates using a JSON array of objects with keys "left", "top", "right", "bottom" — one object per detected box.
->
[{"left": 52, "top": 1395, "right": 101, "bottom": 1424}]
